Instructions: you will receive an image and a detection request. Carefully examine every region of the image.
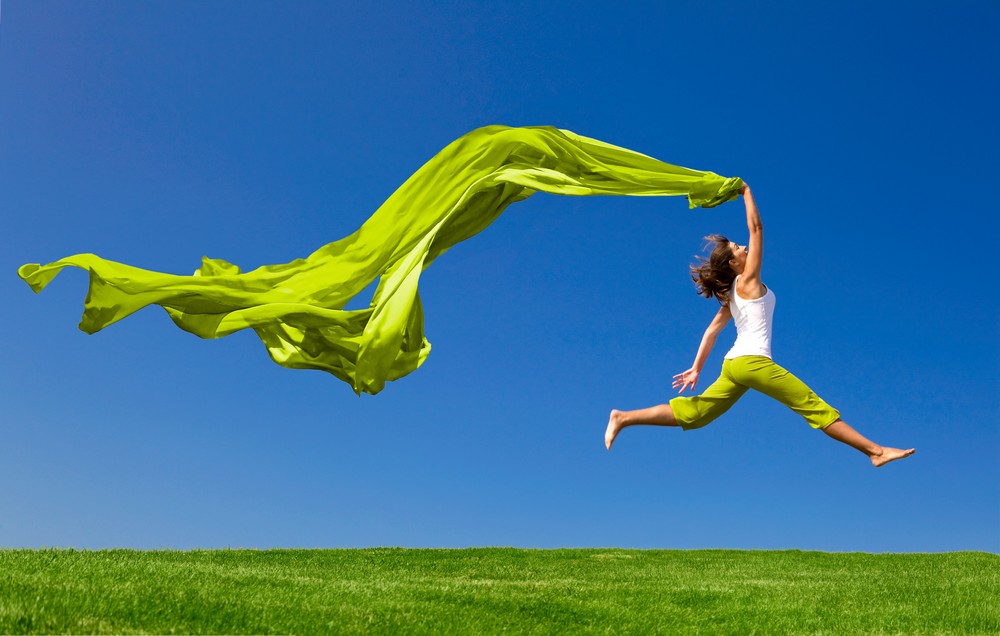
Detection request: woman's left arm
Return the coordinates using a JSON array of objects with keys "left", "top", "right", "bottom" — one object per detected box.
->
[{"left": 741, "top": 184, "right": 764, "bottom": 284}]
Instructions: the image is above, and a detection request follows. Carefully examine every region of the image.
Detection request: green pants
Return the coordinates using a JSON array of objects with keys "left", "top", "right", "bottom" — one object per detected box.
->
[{"left": 669, "top": 355, "right": 841, "bottom": 431}]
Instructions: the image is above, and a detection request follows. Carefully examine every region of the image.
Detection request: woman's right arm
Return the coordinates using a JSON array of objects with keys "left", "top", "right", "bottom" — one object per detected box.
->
[{"left": 673, "top": 304, "right": 731, "bottom": 393}]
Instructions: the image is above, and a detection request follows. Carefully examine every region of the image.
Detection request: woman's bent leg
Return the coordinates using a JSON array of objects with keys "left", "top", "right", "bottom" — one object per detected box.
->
[
  {"left": 605, "top": 405, "right": 677, "bottom": 450},
  {"left": 606, "top": 363, "right": 747, "bottom": 450},
  {"left": 822, "top": 419, "right": 915, "bottom": 467}
]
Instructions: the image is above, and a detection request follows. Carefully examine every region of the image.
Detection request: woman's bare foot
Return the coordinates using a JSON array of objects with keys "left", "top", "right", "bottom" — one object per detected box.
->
[
  {"left": 605, "top": 410, "right": 624, "bottom": 450},
  {"left": 870, "top": 446, "right": 916, "bottom": 467}
]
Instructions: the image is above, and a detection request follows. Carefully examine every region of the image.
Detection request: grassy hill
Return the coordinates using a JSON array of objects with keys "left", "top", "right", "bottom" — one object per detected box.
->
[{"left": 2, "top": 548, "right": 997, "bottom": 634}]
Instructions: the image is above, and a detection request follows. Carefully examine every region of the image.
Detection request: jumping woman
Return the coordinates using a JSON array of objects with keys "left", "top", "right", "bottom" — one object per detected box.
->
[{"left": 604, "top": 184, "right": 915, "bottom": 467}]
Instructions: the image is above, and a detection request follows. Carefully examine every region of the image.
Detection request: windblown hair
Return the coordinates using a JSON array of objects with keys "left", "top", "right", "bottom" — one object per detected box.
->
[{"left": 689, "top": 234, "right": 737, "bottom": 305}]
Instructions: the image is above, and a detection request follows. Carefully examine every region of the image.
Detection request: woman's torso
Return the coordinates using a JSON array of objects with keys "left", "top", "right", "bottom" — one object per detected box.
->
[{"left": 724, "top": 275, "right": 776, "bottom": 360}]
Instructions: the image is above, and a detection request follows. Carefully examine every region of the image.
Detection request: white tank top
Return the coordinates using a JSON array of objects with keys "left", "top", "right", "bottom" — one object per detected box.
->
[{"left": 724, "top": 275, "right": 776, "bottom": 360}]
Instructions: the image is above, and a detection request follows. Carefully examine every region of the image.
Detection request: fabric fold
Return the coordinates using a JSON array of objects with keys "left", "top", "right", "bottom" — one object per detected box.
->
[{"left": 18, "top": 125, "right": 742, "bottom": 394}]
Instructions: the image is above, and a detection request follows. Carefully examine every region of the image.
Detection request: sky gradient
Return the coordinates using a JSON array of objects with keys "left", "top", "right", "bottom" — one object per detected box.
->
[{"left": 2, "top": 1, "right": 997, "bottom": 551}]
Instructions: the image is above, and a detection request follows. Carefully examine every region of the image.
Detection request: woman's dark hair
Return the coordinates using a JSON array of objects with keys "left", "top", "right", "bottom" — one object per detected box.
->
[{"left": 689, "top": 234, "right": 736, "bottom": 305}]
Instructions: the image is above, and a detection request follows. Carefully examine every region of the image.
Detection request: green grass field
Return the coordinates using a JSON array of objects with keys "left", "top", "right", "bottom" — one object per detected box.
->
[{"left": 1, "top": 548, "right": 997, "bottom": 634}]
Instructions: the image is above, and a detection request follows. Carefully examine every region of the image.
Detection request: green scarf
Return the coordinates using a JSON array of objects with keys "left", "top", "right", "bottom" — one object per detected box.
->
[{"left": 18, "top": 125, "right": 742, "bottom": 394}]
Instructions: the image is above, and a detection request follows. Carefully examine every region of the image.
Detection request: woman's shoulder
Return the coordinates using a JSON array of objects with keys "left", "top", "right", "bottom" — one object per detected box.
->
[{"left": 734, "top": 276, "right": 768, "bottom": 301}]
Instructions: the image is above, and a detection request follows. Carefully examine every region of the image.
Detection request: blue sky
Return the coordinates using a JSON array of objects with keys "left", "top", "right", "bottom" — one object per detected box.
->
[{"left": 2, "top": 1, "right": 997, "bottom": 552}]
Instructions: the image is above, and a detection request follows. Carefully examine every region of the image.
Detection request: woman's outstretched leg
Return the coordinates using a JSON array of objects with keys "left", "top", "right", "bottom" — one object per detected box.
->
[
  {"left": 605, "top": 405, "right": 679, "bottom": 450},
  {"left": 822, "top": 419, "right": 915, "bottom": 467}
]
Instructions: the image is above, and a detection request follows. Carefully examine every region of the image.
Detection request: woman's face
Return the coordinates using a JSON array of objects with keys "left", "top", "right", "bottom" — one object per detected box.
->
[{"left": 728, "top": 241, "right": 748, "bottom": 271}]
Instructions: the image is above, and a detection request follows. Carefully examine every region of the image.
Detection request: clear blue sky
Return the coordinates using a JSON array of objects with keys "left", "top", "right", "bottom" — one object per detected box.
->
[{"left": 2, "top": 1, "right": 997, "bottom": 552}]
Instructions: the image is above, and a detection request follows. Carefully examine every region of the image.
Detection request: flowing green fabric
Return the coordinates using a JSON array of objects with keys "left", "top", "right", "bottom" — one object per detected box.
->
[{"left": 18, "top": 125, "right": 742, "bottom": 395}]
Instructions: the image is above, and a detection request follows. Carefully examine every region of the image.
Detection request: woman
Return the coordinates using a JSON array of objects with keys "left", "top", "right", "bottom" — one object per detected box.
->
[{"left": 604, "top": 184, "right": 915, "bottom": 467}]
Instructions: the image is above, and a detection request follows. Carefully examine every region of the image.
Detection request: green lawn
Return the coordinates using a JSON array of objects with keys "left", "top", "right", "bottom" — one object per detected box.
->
[{"left": 1, "top": 548, "right": 997, "bottom": 634}]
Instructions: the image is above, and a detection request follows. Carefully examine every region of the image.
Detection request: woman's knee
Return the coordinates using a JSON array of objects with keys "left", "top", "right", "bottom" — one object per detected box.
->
[{"left": 670, "top": 395, "right": 735, "bottom": 431}]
